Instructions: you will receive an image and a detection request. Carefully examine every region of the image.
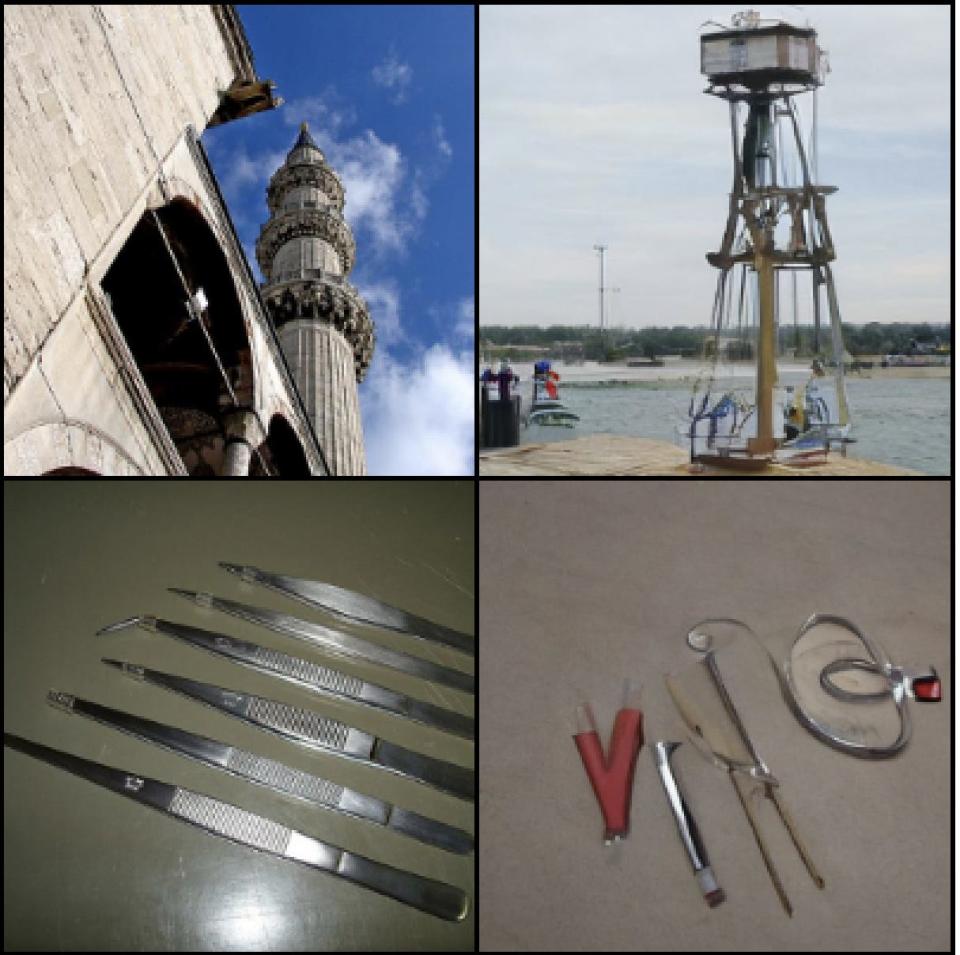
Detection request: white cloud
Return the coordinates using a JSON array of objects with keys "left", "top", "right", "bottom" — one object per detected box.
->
[
  {"left": 217, "top": 146, "right": 286, "bottom": 199},
  {"left": 361, "top": 345, "right": 475, "bottom": 475},
  {"left": 282, "top": 94, "right": 425, "bottom": 257},
  {"left": 456, "top": 297, "right": 475, "bottom": 340},
  {"left": 426, "top": 295, "right": 476, "bottom": 346},
  {"left": 433, "top": 115, "right": 453, "bottom": 158},
  {"left": 227, "top": 101, "right": 425, "bottom": 259},
  {"left": 324, "top": 130, "right": 414, "bottom": 256},
  {"left": 371, "top": 52, "right": 413, "bottom": 105},
  {"left": 282, "top": 93, "right": 355, "bottom": 137},
  {"left": 358, "top": 281, "right": 403, "bottom": 346},
  {"left": 409, "top": 170, "right": 429, "bottom": 222}
]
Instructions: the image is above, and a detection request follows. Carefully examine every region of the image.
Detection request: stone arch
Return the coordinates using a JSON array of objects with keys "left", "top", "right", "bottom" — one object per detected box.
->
[
  {"left": 4, "top": 421, "right": 145, "bottom": 475},
  {"left": 250, "top": 413, "right": 311, "bottom": 476},
  {"left": 100, "top": 197, "right": 257, "bottom": 475}
]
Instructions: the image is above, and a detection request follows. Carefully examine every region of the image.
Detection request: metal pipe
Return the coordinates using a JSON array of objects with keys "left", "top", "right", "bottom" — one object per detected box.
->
[{"left": 149, "top": 209, "right": 238, "bottom": 407}]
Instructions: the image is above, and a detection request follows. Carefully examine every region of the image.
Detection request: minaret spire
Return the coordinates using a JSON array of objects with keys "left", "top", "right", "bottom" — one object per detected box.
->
[{"left": 255, "top": 122, "right": 375, "bottom": 475}]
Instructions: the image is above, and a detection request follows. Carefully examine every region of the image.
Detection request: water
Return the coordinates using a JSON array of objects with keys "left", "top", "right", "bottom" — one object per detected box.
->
[{"left": 515, "top": 362, "right": 950, "bottom": 475}]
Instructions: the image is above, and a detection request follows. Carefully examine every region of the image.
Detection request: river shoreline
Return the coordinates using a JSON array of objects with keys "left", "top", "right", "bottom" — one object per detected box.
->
[{"left": 497, "top": 357, "right": 950, "bottom": 385}]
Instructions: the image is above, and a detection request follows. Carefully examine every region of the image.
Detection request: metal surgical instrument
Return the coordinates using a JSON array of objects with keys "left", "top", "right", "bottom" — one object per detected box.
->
[
  {"left": 218, "top": 562, "right": 475, "bottom": 657},
  {"left": 101, "top": 660, "right": 475, "bottom": 802},
  {"left": 652, "top": 741, "right": 724, "bottom": 908},
  {"left": 98, "top": 615, "right": 474, "bottom": 741},
  {"left": 46, "top": 691, "right": 474, "bottom": 855},
  {"left": 168, "top": 590, "right": 474, "bottom": 696},
  {"left": 783, "top": 613, "right": 941, "bottom": 758},
  {"left": 688, "top": 615, "right": 941, "bottom": 759},
  {"left": 667, "top": 647, "right": 824, "bottom": 916},
  {"left": 3, "top": 733, "right": 468, "bottom": 921}
]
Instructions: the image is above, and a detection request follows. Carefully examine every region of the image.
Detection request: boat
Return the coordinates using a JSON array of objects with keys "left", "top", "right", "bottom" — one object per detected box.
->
[
  {"left": 781, "top": 366, "right": 852, "bottom": 446},
  {"left": 526, "top": 360, "right": 580, "bottom": 427}
]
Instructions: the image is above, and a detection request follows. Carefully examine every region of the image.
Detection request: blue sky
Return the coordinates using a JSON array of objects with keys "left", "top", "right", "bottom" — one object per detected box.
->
[
  {"left": 203, "top": 5, "right": 475, "bottom": 475},
  {"left": 480, "top": 5, "right": 950, "bottom": 330}
]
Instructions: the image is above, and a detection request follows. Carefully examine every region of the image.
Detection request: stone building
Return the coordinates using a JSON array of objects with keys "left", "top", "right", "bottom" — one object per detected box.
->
[{"left": 4, "top": 5, "right": 371, "bottom": 475}]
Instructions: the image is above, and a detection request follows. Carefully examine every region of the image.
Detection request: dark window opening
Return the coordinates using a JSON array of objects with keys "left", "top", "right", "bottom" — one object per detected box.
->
[
  {"left": 101, "top": 200, "right": 253, "bottom": 475},
  {"left": 250, "top": 414, "right": 311, "bottom": 477},
  {"left": 43, "top": 467, "right": 100, "bottom": 476}
]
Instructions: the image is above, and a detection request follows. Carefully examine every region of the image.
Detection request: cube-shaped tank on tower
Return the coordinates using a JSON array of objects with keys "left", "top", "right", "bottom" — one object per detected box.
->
[{"left": 701, "top": 16, "right": 821, "bottom": 92}]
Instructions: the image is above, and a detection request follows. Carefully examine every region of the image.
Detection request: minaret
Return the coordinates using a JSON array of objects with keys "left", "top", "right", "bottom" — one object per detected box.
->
[{"left": 256, "top": 123, "right": 375, "bottom": 475}]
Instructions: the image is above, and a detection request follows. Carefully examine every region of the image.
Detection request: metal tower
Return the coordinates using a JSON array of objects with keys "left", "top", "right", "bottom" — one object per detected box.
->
[{"left": 700, "top": 10, "right": 848, "bottom": 453}]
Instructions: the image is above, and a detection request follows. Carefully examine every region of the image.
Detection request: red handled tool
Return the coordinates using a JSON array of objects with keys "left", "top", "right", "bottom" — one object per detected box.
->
[{"left": 573, "top": 683, "right": 644, "bottom": 844}]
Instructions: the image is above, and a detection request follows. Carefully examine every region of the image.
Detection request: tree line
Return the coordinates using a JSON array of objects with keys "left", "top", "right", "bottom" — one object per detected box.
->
[{"left": 479, "top": 323, "right": 951, "bottom": 362}]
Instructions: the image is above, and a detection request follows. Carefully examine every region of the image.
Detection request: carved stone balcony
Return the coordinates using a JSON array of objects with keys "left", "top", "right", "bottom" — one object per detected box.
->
[
  {"left": 263, "top": 278, "right": 375, "bottom": 381},
  {"left": 255, "top": 207, "right": 356, "bottom": 277},
  {"left": 267, "top": 162, "right": 345, "bottom": 215}
]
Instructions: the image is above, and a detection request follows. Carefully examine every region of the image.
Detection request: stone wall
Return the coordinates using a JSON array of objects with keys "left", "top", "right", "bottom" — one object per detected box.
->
[
  {"left": 4, "top": 5, "right": 239, "bottom": 395},
  {"left": 4, "top": 6, "right": 325, "bottom": 475}
]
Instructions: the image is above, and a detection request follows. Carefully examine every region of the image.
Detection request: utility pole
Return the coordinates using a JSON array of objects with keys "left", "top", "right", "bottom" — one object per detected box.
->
[{"left": 593, "top": 243, "right": 607, "bottom": 359}]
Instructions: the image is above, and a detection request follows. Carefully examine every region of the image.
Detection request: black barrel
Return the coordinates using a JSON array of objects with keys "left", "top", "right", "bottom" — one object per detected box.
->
[{"left": 481, "top": 395, "right": 520, "bottom": 449}]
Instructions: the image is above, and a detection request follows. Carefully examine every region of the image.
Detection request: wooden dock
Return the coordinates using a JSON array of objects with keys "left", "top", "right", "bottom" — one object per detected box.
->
[{"left": 479, "top": 434, "right": 920, "bottom": 476}]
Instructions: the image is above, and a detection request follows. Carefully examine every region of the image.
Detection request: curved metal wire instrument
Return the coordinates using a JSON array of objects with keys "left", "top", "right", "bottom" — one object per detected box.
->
[
  {"left": 218, "top": 562, "right": 475, "bottom": 657},
  {"left": 3, "top": 733, "right": 469, "bottom": 921},
  {"left": 46, "top": 691, "right": 474, "bottom": 855},
  {"left": 98, "top": 615, "right": 473, "bottom": 740},
  {"left": 101, "top": 659, "right": 475, "bottom": 802},
  {"left": 168, "top": 590, "right": 474, "bottom": 697}
]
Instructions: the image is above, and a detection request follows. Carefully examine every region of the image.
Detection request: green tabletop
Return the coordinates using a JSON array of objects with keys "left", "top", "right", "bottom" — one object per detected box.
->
[{"left": 4, "top": 481, "right": 475, "bottom": 951}]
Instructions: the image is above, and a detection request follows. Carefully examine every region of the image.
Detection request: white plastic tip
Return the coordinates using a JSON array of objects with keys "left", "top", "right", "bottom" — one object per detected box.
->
[
  {"left": 696, "top": 867, "right": 725, "bottom": 906},
  {"left": 574, "top": 703, "right": 598, "bottom": 735}
]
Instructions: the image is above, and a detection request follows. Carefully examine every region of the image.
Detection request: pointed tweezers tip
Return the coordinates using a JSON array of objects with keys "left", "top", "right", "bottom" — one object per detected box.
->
[
  {"left": 96, "top": 616, "right": 142, "bottom": 635},
  {"left": 219, "top": 562, "right": 259, "bottom": 578},
  {"left": 168, "top": 587, "right": 198, "bottom": 599}
]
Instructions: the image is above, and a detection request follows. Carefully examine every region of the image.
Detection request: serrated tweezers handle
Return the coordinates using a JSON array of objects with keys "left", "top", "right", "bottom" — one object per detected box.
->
[
  {"left": 102, "top": 660, "right": 475, "bottom": 801},
  {"left": 170, "top": 592, "right": 475, "bottom": 696},
  {"left": 3, "top": 734, "right": 468, "bottom": 921},
  {"left": 46, "top": 691, "right": 474, "bottom": 855},
  {"left": 121, "top": 617, "right": 474, "bottom": 740}
]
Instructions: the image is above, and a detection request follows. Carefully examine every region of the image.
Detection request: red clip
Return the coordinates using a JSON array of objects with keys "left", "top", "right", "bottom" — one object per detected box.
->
[
  {"left": 912, "top": 674, "right": 941, "bottom": 702},
  {"left": 573, "top": 698, "right": 644, "bottom": 843}
]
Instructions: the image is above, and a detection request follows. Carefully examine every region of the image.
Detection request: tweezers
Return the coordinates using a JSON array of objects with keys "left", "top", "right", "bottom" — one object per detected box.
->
[
  {"left": 218, "top": 562, "right": 475, "bottom": 657},
  {"left": 102, "top": 659, "right": 475, "bottom": 802},
  {"left": 3, "top": 733, "right": 468, "bottom": 921},
  {"left": 168, "top": 590, "right": 475, "bottom": 697},
  {"left": 98, "top": 615, "right": 474, "bottom": 741},
  {"left": 46, "top": 691, "right": 473, "bottom": 855}
]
